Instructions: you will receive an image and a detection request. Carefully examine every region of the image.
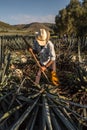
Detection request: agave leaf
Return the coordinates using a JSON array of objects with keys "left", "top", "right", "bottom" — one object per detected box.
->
[
  {"left": 14, "top": 38, "right": 22, "bottom": 49},
  {"left": 8, "top": 95, "right": 17, "bottom": 110},
  {"left": 48, "top": 98, "right": 79, "bottom": 130},
  {"left": 52, "top": 97, "right": 87, "bottom": 122},
  {"left": 26, "top": 76, "right": 41, "bottom": 89},
  {"left": 0, "top": 91, "right": 14, "bottom": 102},
  {"left": 46, "top": 93, "right": 58, "bottom": 99},
  {"left": 0, "top": 105, "right": 22, "bottom": 123},
  {"left": 50, "top": 110, "right": 62, "bottom": 130},
  {"left": 47, "top": 93, "right": 87, "bottom": 122},
  {"left": 66, "top": 105, "right": 87, "bottom": 122},
  {"left": 1, "top": 52, "right": 11, "bottom": 82},
  {"left": 83, "top": 108, "right": 87, "bottom": 117},
  {"left": 56, "top": 97, "right": 87, "bottom": 108},
  {"left": 53, "top": 107, "right": 77, "bottom": 130},
  {"left": 27, "top": 92, "right": 41, "bottom": 99},
  {"left": 27, "top": 88, "right": 45, "bottom": 99},
  {"left": 17, "top": 95, "right": 33, "bottom": 102},
  {"left": 1, "top": 73, "right": 13, "bottom": 89},
  {"left": 29, "top": 106, "right": 39, "bottom": 130},
  {"left": 25, "top": 107, "right": 38, "bottom": 130},
  {"left": 43, "top": 95, "right": 53, "bottom": 130},
  {"left": 11, "top": 97, "right": 39, "bottom": 130},
  {"left": 62, "top": 107, "right": 78, "bottom": 129},
  {"left": 16, "top": 77, "right": 27, "bottom": 94},
  {"left": 0, "top": 37, "right": 3, "bottom": 68},
  {"left": 42, "top": 96, "right": 46, "bottom": 130}
]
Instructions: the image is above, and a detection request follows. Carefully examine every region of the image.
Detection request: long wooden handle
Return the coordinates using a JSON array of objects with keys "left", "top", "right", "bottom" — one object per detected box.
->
[
  {"left": 30, "top": 50, "right": 50, "bottom": 82},
  {"left": 22, "top": 37, "right": 50, "bottom": 82}
]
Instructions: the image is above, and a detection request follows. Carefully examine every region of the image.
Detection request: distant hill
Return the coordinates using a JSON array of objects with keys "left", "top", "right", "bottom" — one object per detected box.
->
[
  {"left": 0, "top": 21, "right": 55, "bottom": 35},
  {"left": 0, "top": 21, "right": 17, "bottom": 32},
  {"left": 14, "top": 22, "right": 55, "bottom": 34}
]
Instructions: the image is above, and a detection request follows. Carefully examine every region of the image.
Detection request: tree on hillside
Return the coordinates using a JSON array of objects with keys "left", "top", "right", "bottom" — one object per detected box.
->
[
  {"left": 82, "top": 0, "right": 87, "bottom": 8},
  {"left": 55, "top": 8, "right": 68, "bottom": 36},
  {"left": 55, "top": 0, "right": 82, "bottom": 36},
  {"left": 79, "top": 0, "right": 87, "bottom": 36},
  {"left": 55, "top": 0, "right": 87, "bottom": 62}
]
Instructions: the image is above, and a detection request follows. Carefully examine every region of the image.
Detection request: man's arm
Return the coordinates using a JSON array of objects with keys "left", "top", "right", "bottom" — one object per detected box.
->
[
  {"left": 45, "top": 60, "right": 54, "bottom": 68},
  {"left": 41, "top": 60, "right": 54, "bottom": 71}
]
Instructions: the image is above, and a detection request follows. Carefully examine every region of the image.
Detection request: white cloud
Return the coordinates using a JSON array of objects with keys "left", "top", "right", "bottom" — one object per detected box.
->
[{"left": 10, "top": 14, "right": 55, "bottom": 24}]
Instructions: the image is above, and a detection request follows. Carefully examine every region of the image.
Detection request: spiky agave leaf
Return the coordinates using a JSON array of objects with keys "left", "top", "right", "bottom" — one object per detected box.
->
[
  {"left": 0, "top": 75, "right": 87, "bottom": 130},
  {"left": 0, "top": 105, "right": 22, "bottom": 123},
  {"left": 0, "top": 35, "right": 87, "bottom": 130},
  {"left": 43, "top": 95, "right": 53, "bottom": 130},
  {"left": 47, "top": 97, "right": 78, "bottom": 130},
  {"left": 10, "top": 97, "right": 39, "bottom": 130}
]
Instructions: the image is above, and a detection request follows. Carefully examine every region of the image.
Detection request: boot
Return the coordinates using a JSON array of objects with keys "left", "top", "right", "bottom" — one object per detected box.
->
[{"left": 51, "top": 71, "right": 60, "bottom": 86}]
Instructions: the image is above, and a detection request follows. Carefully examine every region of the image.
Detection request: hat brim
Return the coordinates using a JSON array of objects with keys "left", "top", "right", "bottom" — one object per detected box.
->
[
  {"left": 36, "top": 31, "right": 50, "bottom": 46},
  {"left": 36, "top": 37, "right": 46, "bottom": 46}
]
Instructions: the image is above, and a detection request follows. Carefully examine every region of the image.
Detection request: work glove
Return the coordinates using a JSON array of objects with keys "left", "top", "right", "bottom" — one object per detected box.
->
[{"left": 51, "top": 71, "right": 60, "bottom": 86}]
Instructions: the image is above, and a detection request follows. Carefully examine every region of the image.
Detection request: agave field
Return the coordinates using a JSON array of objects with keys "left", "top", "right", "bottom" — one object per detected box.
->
[{"left": 0, "top": 35, "right": 87, "bottom": 130}]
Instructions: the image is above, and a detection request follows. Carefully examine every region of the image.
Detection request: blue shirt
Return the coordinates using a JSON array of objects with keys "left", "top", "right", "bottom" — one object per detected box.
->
[{"left": 33, "top": 40, "right": 56, "bottom": 65}]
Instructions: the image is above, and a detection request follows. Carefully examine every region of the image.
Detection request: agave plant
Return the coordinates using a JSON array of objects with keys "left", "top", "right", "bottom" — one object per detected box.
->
[
  {"left": 0, "top": 36, "right": 87, "bottom": 130},
  {"left": 0, "top": 78, "right": 87, "bottom": 130},
  {"left": 0, "top": 51, "right": 87, "bottom": 130}
]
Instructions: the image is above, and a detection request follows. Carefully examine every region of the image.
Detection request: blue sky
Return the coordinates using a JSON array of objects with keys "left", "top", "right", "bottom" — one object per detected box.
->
[{"left": 0, "top": 0, "right": 82, "bottom": 25}]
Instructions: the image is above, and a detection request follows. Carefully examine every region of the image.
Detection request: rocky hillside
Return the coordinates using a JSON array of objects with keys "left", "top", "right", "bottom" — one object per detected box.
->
[
  {"left": 14, "top": 22, "right": 54, "bottom": 34},
  {"left": 0, "top": 21, "right": 17, "bottom": 32},
  {"left": 0, "top": 20, "right": 55, "bottom": 34}
]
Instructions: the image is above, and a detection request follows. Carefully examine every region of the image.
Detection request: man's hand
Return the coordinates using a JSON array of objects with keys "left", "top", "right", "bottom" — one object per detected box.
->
[
  {"left": 41, "top": 66, "right": 46, "bottom": 72},
  {"left": 29, "top": 48, "right": 33, "bottom": 53}
]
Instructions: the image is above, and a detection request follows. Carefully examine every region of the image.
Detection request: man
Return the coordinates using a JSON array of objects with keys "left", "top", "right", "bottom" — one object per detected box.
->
[{"left": 29, "top": 28, "right": 60, "bottom": 86}]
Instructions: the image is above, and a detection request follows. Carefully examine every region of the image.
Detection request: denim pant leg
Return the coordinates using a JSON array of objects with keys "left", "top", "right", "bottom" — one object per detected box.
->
[{"left": 49, "top": 60, "right": 56, "bottom": 72}]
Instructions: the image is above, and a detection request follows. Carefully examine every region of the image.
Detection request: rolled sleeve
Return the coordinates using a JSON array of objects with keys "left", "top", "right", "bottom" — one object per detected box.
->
[{"left": 49, "top": 41, "right": 56, "bottom": 61}]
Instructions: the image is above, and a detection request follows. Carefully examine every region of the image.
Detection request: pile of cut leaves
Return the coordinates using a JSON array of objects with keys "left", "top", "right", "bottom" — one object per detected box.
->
[{"left": 0, "top": 51, "right": 87, "bottom": 130}]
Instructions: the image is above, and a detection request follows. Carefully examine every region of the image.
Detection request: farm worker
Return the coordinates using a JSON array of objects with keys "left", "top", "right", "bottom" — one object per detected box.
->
[{"left": 29, "top": 28, "right": 60, "bottom": 86}]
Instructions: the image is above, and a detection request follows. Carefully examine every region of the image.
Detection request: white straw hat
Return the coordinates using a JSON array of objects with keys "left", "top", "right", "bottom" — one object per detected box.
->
[{"left": 35, "top": 29, "right": 50, "bottom": 46}]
